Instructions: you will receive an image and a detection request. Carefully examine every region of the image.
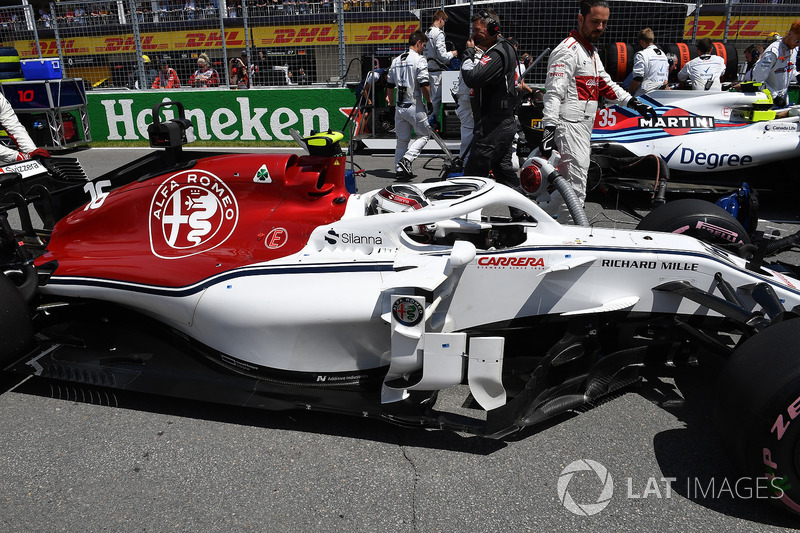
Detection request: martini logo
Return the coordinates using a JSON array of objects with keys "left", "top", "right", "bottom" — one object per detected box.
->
[
  {"left": 638, "top": 108, "right": 715, "bottom": 134},
  {"left": 150, "top": 170, "right": 239, "bottom": 259},
  {"left": 254, "top": 164, "right": 272, "bottom": 183}
]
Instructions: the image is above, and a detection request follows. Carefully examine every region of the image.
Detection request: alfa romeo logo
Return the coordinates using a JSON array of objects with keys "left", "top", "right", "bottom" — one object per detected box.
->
[
  {"left": 392, "top": 297, "right": 423, "bottom": 326},
  {"left": 557, "top": 459, "right": 614, "bottom": 516},
  {"left": 149, "top": 170, "right": 239, "bottom": 259}
]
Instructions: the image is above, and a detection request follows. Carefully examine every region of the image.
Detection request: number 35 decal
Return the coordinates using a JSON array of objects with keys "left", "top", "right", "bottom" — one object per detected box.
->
[
  {"left": 83, "top": 180, "right": 112, "bottom": 210},
  {"left": 596, "top": 108, "right": 617, "bottom": 127}
]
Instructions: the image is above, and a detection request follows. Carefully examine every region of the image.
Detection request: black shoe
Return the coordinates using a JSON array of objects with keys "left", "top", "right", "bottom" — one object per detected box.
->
[{"left": 397, "top": 158, "right": 414, "bottom": 180}]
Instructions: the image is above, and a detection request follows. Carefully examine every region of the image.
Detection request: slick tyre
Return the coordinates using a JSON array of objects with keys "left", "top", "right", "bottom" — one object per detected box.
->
[
  {"left": 715, "top": 318, "right": 800, "bottom": 514},
  {"left": 0, "top": 47, "right": 21, "bottom": 73},
  {"left": 0, "top": 71, "right": 24, "bottom": 81},
  {"left": 636, "top": 199, "right": 750, "bottom": 247}
]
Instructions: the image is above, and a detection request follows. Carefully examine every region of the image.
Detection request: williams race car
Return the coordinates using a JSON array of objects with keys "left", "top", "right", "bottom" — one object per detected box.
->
[
  {"left": 589, "top": 84, "right": 800, "bottom": 195},
  {"left": 4, "top": 102, "right": 800, "bottom": 514}
]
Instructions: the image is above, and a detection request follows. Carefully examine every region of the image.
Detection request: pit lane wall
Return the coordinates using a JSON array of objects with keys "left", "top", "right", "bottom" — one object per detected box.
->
[{"left": 87, "top": 88, "right": 356, "bottom": 143}]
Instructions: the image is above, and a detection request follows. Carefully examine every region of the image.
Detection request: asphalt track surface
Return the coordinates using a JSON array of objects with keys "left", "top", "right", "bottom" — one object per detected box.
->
[{"left": 2, "top": 146, "right": 800, "bottom": 532}]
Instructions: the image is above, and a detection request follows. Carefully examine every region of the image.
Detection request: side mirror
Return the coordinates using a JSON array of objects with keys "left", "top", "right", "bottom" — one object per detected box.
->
[{"left": 147, "top": 100, "right": 195, "bottom": 149}]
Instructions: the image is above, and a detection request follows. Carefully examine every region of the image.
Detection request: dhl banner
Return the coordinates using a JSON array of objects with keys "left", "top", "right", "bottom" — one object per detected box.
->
[
  {"left": 13, "top": 21, "right": 419, "bottom": 59},
  {"left": 684, "top": 15, "right": 798, "bottom": 41}
]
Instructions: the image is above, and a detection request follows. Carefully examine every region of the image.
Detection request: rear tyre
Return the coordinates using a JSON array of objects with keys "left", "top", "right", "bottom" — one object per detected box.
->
[
  {"left": 0, "top": 273, "right": 34, "bottom": 367},
  {"left": 715, "top": 318, "right": 800, "bottom": 514},
  {"left": 0, "top": 71, "right": 24, "bottom": 81},
  {"left": 636, "top": 198, "right": 751, "bottom": 247}
]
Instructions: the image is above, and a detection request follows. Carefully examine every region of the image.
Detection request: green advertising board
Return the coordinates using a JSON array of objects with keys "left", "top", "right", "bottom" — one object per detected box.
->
[{"left": 86, "top": 87, "right": 356, "bottom": 144}]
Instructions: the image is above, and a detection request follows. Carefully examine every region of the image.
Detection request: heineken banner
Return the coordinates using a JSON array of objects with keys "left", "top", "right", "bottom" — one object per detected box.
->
[{"left": 86, "top": 88, "right": 356, "bottom": 143}]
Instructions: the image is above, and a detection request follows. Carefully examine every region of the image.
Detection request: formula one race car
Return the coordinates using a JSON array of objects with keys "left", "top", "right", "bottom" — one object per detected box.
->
[
  {"left": 4, "top": 102, "right": 800, "bottom": 514},
  {"left": 589, "top": 84, "right": 800, "bottom": 195}
]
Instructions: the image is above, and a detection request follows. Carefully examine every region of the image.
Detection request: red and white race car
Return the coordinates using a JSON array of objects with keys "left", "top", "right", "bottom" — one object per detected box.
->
[{"left": 4, "top": 101, "right": 800, "bottom": 515}]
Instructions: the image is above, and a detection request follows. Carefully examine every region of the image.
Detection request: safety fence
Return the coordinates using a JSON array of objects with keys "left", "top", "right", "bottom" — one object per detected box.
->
[{"left": 0, "top": 0, "right": 798, "bottom": 91}]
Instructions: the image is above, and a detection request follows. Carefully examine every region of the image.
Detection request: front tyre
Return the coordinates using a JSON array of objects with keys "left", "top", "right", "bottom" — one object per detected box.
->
[
  {"left": 715, "top": 318, "right": 800, "bottom": 514},
  {"left": 636, "top": 198, "right": 751, "bottom": 248}
]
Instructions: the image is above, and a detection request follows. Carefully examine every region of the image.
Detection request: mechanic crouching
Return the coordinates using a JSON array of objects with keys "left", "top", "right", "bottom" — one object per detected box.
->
[
  {"left": 540, "top": 0, "right": 657, "bottom": 223},
  {"left": 460, "top": 11, "right": 520, "bottom": 200}
]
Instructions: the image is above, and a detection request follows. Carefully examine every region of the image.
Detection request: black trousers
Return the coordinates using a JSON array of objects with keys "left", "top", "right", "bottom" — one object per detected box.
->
[{"left": 463, "top": 117, "right": 517, "bottom": 189}]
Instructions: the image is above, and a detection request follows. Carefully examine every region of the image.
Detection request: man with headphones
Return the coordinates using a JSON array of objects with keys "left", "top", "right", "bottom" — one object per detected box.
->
[
  {"left": 460, "top": 9, "right": 519, "bottom": 197},
  {"left": 740, "top": 44, "right": 762, "bottom": 82},
  {"left": 540, "top": 0, "right": 656, "bottom": 223}
]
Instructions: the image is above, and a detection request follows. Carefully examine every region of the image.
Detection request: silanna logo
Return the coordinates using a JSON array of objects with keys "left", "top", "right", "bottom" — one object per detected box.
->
[
  {"left": 324, "top": 228, "right": 383, "bottom": 246},
  {"left": 149, "top": 170, "right": 239, "bottom": 259}
]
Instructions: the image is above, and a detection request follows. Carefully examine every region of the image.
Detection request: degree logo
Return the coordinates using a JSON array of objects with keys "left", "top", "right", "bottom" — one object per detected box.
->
[{"left": 149, "top": 170, "right": 239, "bottom": 259}]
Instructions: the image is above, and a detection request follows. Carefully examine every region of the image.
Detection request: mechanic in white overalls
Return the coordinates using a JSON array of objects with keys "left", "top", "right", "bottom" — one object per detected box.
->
[
  {"left": 677, "top": 38, "right": 726, "bottom": 91},
  {"left": 454, "top": 37, "right": 475, "bottom": 166},
  {"left": 628, "top": 28, "right": 669, "bottom": 96},
  {"left": 0, "top": 93, "right": 50, "bottom": 163},
  {"left": 387, "top": 30, "right": 434, "bottom": 181},
  {"left": 751, "top": 19, "right": 800, "bottom": 108},
  {"left": 424, "top": 10, "right": 458, "bottom": 127},
  {"left": 540, "top": 1, "right": 657, "bottom": 222}
]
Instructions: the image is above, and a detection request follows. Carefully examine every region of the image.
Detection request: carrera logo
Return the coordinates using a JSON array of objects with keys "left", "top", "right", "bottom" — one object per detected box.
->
[
  {"left": 149, "top": 171, "right": 239, "bottom": 259},
  {"left": 478, "top": 256, "right": 545, "bottom": 268}
]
